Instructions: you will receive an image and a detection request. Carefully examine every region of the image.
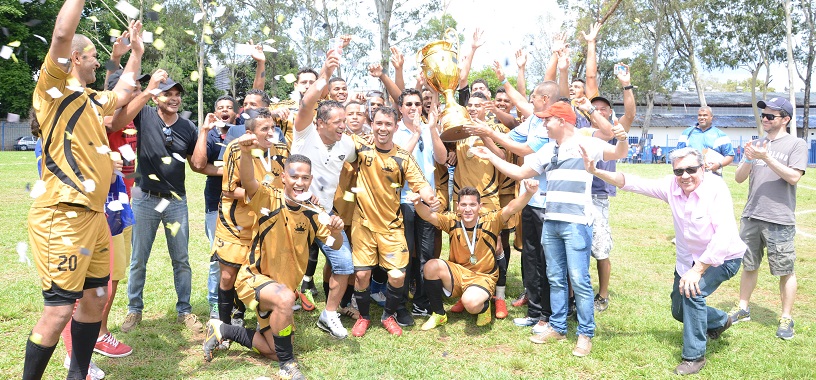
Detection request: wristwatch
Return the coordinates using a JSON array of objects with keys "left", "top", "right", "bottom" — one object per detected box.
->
[{"left": 587, "top": 105, "right": 596, "bottom": 115}]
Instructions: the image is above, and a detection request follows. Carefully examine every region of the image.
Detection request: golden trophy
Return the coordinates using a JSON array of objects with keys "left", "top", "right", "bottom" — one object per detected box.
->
[{"left": 418, "top": 29, "right": 473, "bottom": 141}]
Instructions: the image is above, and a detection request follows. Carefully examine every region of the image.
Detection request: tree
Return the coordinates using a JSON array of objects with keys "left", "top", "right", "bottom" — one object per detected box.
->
[
  {"left": 467, "top": 65, "right": 517, "bottom": 96},
  {"left": 795, "top": 0, "right": 815, "bottom": 136},
  {"left": 660, "top": 0, "right": 710, "bottom": 107}
]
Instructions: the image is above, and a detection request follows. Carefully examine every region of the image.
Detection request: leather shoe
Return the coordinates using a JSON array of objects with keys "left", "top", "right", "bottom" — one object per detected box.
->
[
  {"left": 674, "top": 357, "right": 706, "bottom": 375},
  {"left": 707, "top": 316, "right": 732, "bottom": 340}
]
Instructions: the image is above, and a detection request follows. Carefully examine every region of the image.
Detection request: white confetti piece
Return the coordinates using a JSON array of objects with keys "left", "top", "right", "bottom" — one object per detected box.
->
[
  {"left": 109, "top": 151, "right": 121, "bottom": 161},
  {"left": 65, "top": 85, "right": 84, "bottom": 93},
  {"left": 29, "top": 180, "right": 46, "bottom": 198},
  {"left": 142, "top": 31, "right": 153, "bottom": 44},
  {"left": 213, "top": 6, "right": 226, "bottom": 17},
  {"left": 155, "top": 198, "right": 170, "bottom": 212},
  {"left": 115, "top": 1, "right": 140, "bottom": 19},
  {"left": 0, "top": 46, "right": 12, "bottom": 60},
  {"left": 283, "top": 73, "right": 296, "bottom": 84},
  {"left": 318, "top": 212, "right": 331, "bottom": 225},
  {"left": 57, "top": 57, "right": 69, "bottom": 64},
  {"left": 149, "top": 88, "right": 162, "bottom": 95},
  {"left": 342, "top": 191, "right": 355, "bottom": 202},
  {"left": 325, "top": 236, "right": 335, "bottom": 247},
  {"left": 79, "top": 247, "right": 91, "bottom": 256},
  {"left": 260, "top": 207, "right": 270, "bottom": 216},
  {"left": 107, "top": 201, "right": 124, "bottom": 211},
  {"left": 96, "top": 287, "right": 106, "bottom": 297},
  {"left": 16, "top": 242, "right": 31, "bottom": 266},
  {"left": 65, "top": 211, "right": 78, "bottom": 218},
  {"left": 118, "top": 144, "right": 136, "bottom": 162},
  {"left": 148, "top": 174, "right": 160, "bottom": 181},
  {"left": 46, "top": 87, "right": 63, "bottom": 99},
  {"left": 236, "top": 226, "right": 243, "bottom": 231},
  {"left": 172, "top": 153, "right": 185, "bottom": 162},
  {"left": 351, "top": 187, "right": 362, "bottom": 193},
  {"left": 214, "top": 161, "right": 224, "bottom": 167},
  {"left": 234, "top": 43, "right": 255, "bottom": 56},
  {"left": 262, "top": 45, "right": 277, "bottom": 53},
  {"left": 7, "top": 113, "right": 19, "bottom": 122},
  {"left": 213, "top": 120, "right": 226, "bottom": 129},
  {"left": 119, "top": 192, "right": 129, "bottom": 204},
  {"left": 96, "top": 145, "right": 111, "bottom": 154},
  {"left": 98, "top": 96, "right": 108, "bottom": 104},
  {"left": 193, "top": 12, "right": 204, "bottom": 23},
  {"left": 241, "top": 112, "right": 251, "bottom": 120},
  {"left": 82, "top": 179, "right": 96, "bottom": 193},
  {"left": 62, "top": 236, "right": 74, "bottom": 246}
]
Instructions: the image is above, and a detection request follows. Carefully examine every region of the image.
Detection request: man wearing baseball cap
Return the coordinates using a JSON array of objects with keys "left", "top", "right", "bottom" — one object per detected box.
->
[
  {"left": 730, "top": 97, "right": 808, "bottom": 340},
  {"left": 471, "top": 99, "right": 629, "bottom": 357}
]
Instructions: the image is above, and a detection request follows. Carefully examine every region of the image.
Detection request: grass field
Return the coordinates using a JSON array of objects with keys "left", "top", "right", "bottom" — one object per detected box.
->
[{"left": 1, "top": 150, "right": 814, "bottom": 379}]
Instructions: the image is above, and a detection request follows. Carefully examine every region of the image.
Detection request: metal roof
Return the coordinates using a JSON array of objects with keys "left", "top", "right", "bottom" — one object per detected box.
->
[{"left": 631, "top": 114, "right": 816, "bottom": 128}]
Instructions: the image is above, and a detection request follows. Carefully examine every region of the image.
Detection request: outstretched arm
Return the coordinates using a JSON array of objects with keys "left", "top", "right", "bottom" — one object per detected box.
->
[
  {"left": 464, "top": 122, "right": 534, "bottom": 156},
  {"left": 458, "top": 28, "right": 484, "bottom": 90},
  {"left": 616, "top": 63, "right": 635, "bottom": 132},
  {"left": 500, "top": 179, "right": 537, "bottom": 224},
  {"left": 493, "top": 61, "right": 532, "bottom": 117},
  {"left": 369, "top": 63, "right": 401, "bottom": 105},
  {"left": 409, "top": 192, "right": 439, "bottom": 226},
  {"left": 390, "top": 47, "right": 405, "bottom": 92},
  {"left": 251, "top": 42, "right": 266, "bottom": 90},
  {"left": 295, "top": 50, "right": 339, "bottom": 132},
  {"left": 515, "top": 49, "right": 527, "bottom": 95},
  {"left": 112, "top": 21, "right": 144, "bottom": 109},
  {"left": 49, "top": 0, "right": 85, "bottom": 70},
  {"left": 581, "top": 145, "right": 625, "bottom": 188},
  {"left": 581, "top": 22, "right": 602, "bottom": 97},
  {"left": 235, "top": 134, "right": 261, "bottom": 199},
  {"left": 469, "top": 146, "right": 538, "bottom": 180},
  {"left": 110, "top": 69, "right": 167, "bottom": 131}
]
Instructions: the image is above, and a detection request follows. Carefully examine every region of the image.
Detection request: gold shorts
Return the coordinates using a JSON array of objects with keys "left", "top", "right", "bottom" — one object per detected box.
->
[
  {"left": 28, "top": 204, "right": 110, "bottom": 305},
  {"left": 111, "top": 225, "right": 132, "bottom": 281},
  {"left": 210, "top": 237, "right": 250, "bottom": 268},
  {"left": 236, "top": 268, "right": 287, "bottom": 333},
  {"left": 351, "top": 223, "right": 409, "bottom": 270},
  {"left": 443, "top": 260, "right": 497, "bottom": 298}
]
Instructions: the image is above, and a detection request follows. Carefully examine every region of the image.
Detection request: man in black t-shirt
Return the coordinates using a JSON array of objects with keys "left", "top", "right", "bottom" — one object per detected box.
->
[{"left": 110, "top": 76, "right": 209, "bottom": 333}]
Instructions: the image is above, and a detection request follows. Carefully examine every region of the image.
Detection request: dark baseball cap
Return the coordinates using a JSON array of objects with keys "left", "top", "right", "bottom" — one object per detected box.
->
[
  {"left": 158, "top": 77, "right": 185, "bottom": 94},
  {"left": 106, "top": 69, "right": 150, "bottom": 91},
  {"left": 757, "top": 97, "right": 793, "bottom": 116},
  {"left": 590, "top": 96, "right": 612, "bottom": 108}
]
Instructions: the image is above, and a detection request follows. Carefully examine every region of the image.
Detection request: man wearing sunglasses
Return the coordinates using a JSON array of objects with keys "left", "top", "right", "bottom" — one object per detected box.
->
[
  {"left": 582, "top": 146, "right": 745, "bottom": 375},
  {"left": 676, "top": 107, "right": 734, "bottom": 175},
  {"left": 730, "top": 97, "right": 808, "bottom": 341}
]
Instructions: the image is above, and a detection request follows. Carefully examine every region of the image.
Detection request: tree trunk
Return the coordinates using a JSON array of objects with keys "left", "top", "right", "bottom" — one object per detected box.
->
[
  {"left": 374, "top": 0, "right": 395, "bottom": 99},
  {"left": 750, "top": 63, "right": 762, "bottom": 135},
  {"left": 798, "top": 0, "right": 814, "bottom": 138},
  {"left": 784, "top": 0, "right": 797, "bottom": 135},
  {"left": 641, "top": 13, "right": 663, "bottom": 143},
  {"left": 197, "top": 0, "right": 206, "bottom": 124},
  {"left": 642, "top": 93, "right": 655, "bottom": 144},
  {"left": 689, "top": 50, "right": 707, "bottom": 107}
]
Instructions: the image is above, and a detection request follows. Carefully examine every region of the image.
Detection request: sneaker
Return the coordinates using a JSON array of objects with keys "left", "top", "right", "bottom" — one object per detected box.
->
[
  {"left": 530, "top": 324, "right": 566, "bottom": 344},
  {"left": 674, "top": 357, "right": 706, "bottom": 375},
  {"left": 120, "top": 312, "right": 141, "bottom": 333},
  {"left": 300, "top": 279, "right": 318, "bottom": 297},
  {"left": 178, "top": 313, "right": 204, "bottom": 333},
  {"left": 421, "top": 313, "right": 448, "bottom": 331},
  {"left": 202, "top": 319, "right": 224, "bottom": 362},
  {"left": 297, "top": 291, "right": 316, "bottom": 311},
  {"left": 94, "top": 332, "right": 133, "bottom": 358},
  {"left": 317, "top": 311, "right": 348, "bottom": 339},
  {"left": 450, "top": 299, "right": 465, "bottom": 313},
  {"left": 594, "top": 293, "right": 609, "bottom": 312},
  {"left": 494, "top": 298, "right": 508, "bottom": 319},
  {"left": 64, "top": 355, "right": 105, "bottom": 380},
  {"left": 572, "top": 334, "right": 592, "bottom": 357},
  {"left": 411, "top": 304, "right": 430, "bottom": 317},
  {"left": 706, "top": 316, "right": 732, "bottom": 340},
  {"left": 370, "top": 291, "right": 386, "bottom": 307},
  {"left": 531, "top": 320, "right": 549, "bottom": 335},
  {"left": 381, "top": 315, "right": 403, "bottom": 336},
  {"left": 351, "top": 318, "right": 371, "bottom": 337},
  {"left": 209, "top": 303, "right": 219, "bottom": 320},
  {"left": 776, "top": 317, "right": 795, "bottom": 340},
  {"left": 338, "top": 306, "right": 360, "bottom": 320},
  {"left": 278, "top": 360, "right": 306, "bottom": 380},
  {"left": 476, "top": 304, "right": 492, "bottom": 326},
  {"left": 394, "top": 308, "right": 415, "bottom": 327},
  {"left": 513, "top": 316, "right": 537, "bottom": 327},
  {"left": 728, "top": 306, "right": 751, "bottom": 324},
  {"left": 511, "top": 291, "right": 528, "bottom": 307}
]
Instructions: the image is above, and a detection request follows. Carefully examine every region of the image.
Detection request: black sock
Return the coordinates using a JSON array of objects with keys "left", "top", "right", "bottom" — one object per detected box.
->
[
  {"left": 305, "top": 244, "right": 319, "bottom": 277},
  {"left": 272, "top": 334, "right": 294, "bottom": 364},
  {"left": 478, "top": 299, "right": 490, "bottom": 314},
  {"left": 424, "top": 279, "right": 446, "bottom": 315},
  {"left": 23, "top": 337, "right": 56, "bottom": 380},
  {"left": 221, "top": 324, "right": 256, "bottom": 348},
  {"left": 372, "top": 267, "right": 387, "bottom": 284},
  {"left": 233, "top": 291, "right": 245, "bottom": 319},
  {"left": 384, "top": 283, "right": 405, "bottom": 317},
  {"left": 341, "top": 284, "right": 354, "bottom": 308},
  {"left": 68, "top": 319, "right": 101, "bottom": 379},
  {"left": 322, "top": 281, "right": 330, "bottom": 300},
  {"left": 497, "top": 253, "right": 508, "bottom": 287},
  {"left": 218, "top": 287, "right": 234, "bottom": 324},
  {"left": 353, "top": 288, "right": 371, "bottom": 319}
]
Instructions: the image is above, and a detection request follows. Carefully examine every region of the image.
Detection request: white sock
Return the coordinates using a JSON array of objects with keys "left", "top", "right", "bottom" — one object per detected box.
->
[
  {"left": 322, "top": 310, "right": 338, "bottom": 318},
  {"left": 302, "top": 275, "right": 312, "bottom": 283},
  {"left": 496, "top": 286, "right": 506, "bottom": 300}
]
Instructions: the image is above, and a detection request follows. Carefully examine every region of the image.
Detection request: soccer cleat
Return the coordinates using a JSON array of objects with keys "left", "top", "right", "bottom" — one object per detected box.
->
[
  {"left": 317, "top": 311, "right": 348, "bottom": 339},
  {"left": 64, "top": 355, "right": 105, "bottom": 380},
  {"left": 421, "top": 313, "right": 448, "bottom": 331},
  {"left": 94, "top": 332, "right": 133, "bottom": 358},
  {"left": 450, "top": 299, "right": 465, "bottom": 313},
  {"left": 278, "top": 360, "right": 306, "bottom": 380},
  {"left": 594, "top": 293, "right": 609, "bottom": 312},
  {"left": 494, "top": 298, "right": 508, "bottom": 319},
  {"left": 202, "top": 319, "right": 224, "bottom": 362},
  {"left": 178, "top": 313, "right": 204, "bottom": 333},
  {"left": 297, "top": 291, "right": 316, "bottom": 311},
  {"left": 120, "top": 312, "right": 142, "bottom": 333},
  {"left": 395, "top": 308, "right": 415, "bottom": 327},
  {"left": 381, "top": 315, "right": 403, "bottom": 336},
  {"left": 728, "top": 306, "right": 751, "bottom": 324},
  {"left": 411, "top": 304, "right": 430, "bottom": 317},
  {"left": 512, "top": 291, "right": 529, "bottom": 307},
  {"left": 351, "top": 318, "right": 371, "bottom": 337},
  {"left": 338, "top": 306, "right": 360, "bottom": 320},
  {"left": 776, "top": 317, "right": 795, "bottom": 340},
  {"left": 476, "top": 304, "right": 492, "bottom": 326},
  {"left": 513, "top": 316, "right": 537, "bottom": 327}
]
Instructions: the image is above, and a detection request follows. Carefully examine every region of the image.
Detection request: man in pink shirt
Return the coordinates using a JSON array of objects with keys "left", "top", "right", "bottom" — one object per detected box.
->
[{"left": 581, "top": 146, "right": 745, "bottom": 376}]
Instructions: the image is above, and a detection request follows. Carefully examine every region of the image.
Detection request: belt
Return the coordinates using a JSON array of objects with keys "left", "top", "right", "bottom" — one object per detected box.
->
[
  {"left": 592, "top": 194, "right": 609, "bottom": 199},
  {"left": 144, "top": 190, "right": 175, "bottom": 199}
]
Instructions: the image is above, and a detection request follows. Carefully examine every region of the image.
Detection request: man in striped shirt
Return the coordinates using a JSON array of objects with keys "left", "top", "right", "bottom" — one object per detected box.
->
[{"left": 675, "top": 107, "right": 734, "bottom": 175}]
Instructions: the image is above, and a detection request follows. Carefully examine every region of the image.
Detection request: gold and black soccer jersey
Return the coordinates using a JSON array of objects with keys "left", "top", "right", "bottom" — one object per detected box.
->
[
  {"left": 453, "top": 120, "right": 507, "bottom": 209},
  {"left": 352, "top": 138, "right": 429, "bottom": 233},
  {"left": 32, "top": 54, "right": 118, "bottom": 212},
  {"left": 269, "top": 99, "right": 297, "bottom": 147},
  {"left": 217, "top": 141, "right": 289, "bottom": 245},
  {"left": 434, "top": 209, "right": 503, "bottom": 275},
  {"left": 243, "top": 186, "right": 333, "bottom": 292}
]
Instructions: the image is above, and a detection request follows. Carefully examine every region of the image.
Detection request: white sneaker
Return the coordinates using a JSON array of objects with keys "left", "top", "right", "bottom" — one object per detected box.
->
[
  {"left": 63, "top": 354, "right": 105, "bottom": 380},
  {"left": 316, "top": 310, "right": 348, "bottom": 339}
]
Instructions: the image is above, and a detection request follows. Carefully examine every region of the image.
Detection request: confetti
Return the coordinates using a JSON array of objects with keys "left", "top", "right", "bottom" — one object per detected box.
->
[
  {"left": 236, "top": 226, "right": 243, "bottom": 231},
  {"left": 119, "top": 192, "right": 129, "bottom": 204},
  {"left": 115, "top": 1, "right": 141, "bottom": 19},
  {"left": 142, "top": 31, "right": 154, "bottom": 44},
  {"left": 166, "top": 221, "right": 181, "bottom": 236},
  {"left": 66, "top": 85, "right": 84, "bottom": 93},
  {"left": 96, "top": 287, "right": 106, "bottom": 297},
  {"left": 154, "top": 198, "right": 170, "bottom": 212},
  {"left": 262, "top": 45, "right": 276, "bottom": 53},
  {"left": 206, "top": 67, "right": 216, "bottom": 77},
  {"left": 172, "top": 153, "right": 185, "bottom": 162},
  {"left": 79, "top": 247, "right": 91, "bottom": 256},
  {"left": 151, "top": 3, "right": 164, "bottom": 12},
  {"left": 7, "top": 113, "right": 20, "bottom": 122},
  {"left": 250, "top": 149, "right": 264, "bottom": 158},
  {"left": 62, "top": 237, "right": 73, "bottom": 246},
  {"left": 203, "top": 35, "right": 213, "bottom": 45},
  {"left": 109, "top": 29, "right": 122, "bottom": 38},
  {"left": 109, "top": 151, "right": 121, "bottom": 161},
  {"left": 203, "top": 25, "right": 213, "bottom": 35},
  {"left": 263, "top": 25, "right": 271, "bottom": 35},
  {"left": 276, "top": 14, "right": 284, "bottom": 24},
  {"left": 241, "top": 112, "right": 251, "bottom": 119},
  {"left": 318, "top": 212, "right": 331, "bottom": 225},
  {"left": 295, "top": 191, "right": 312, "bottom": 201},
  {"left": 214, "top": 160, "right": 224, "bottom": 167},
  {"left": 7, "top": 40, "right": 20, "bottom": 47},
  {"left": 351, "top": 187, "right": 362, "bottom": 193},
  {"left": 190, "top": 70, "right": 199, "bottom": 81},
  {"left": 170, "top": 191, "right": 181, "bottom": 200},
  {"left": 118, "top": 144, "right": 136, "bottom": 161},
  {"left": 390, "top": 183, "right": 401, "bottom": 188},
  {"left": 82, "top": 179, "right": 96, "bottom": 193},
  {"left": 107, "top": 200, "right": 124, "bottom": 211},
  {"left": 155, "top": 26, "right": 164, "bottom": 35},
  {"left": 325, "top": 236, "right": 335, "bottom": 247},
  {"left": 161, "top": 156, "right": 172, "bottom": 165},
  {"left": 181, "top": 111, "right": 193, "bottom": 119},
  {"left": 29, "top": 180, "right": 46, "bottom": 198},
  {"left": 89, "top": 15, "right": 100, "bottom": 22},
  {"left": 264, "top": 38, "right": 275, "bottom": 44},
  {"left": 123, "top": 129, "right": 137, "bottom": 136},
  {"left": 343, "top": 191, "right": 355, "bottom": 202},
  {"left": 32, "top": 34, "right": 47, "bottom": 44},
  {"left": 248, "top": 299, "right": 259, "bottom": 311},
  {"left": 96, "top": 145, "right": 111, "bottom": 154},
  {"left": 185, "top": 30, "right": 195, "bottom": 36},
  {"left": 153, "top": 39, "right": 165, "bottom": 50},
  {"left": 157, "top": 96, "right": 168, "bottom": 103},
  {"left": 0, "top": 46, "right": 12, "bottom": 60},
  {"left": 65, "top": 131, "right": 75, "bottom": 141},
  {"left": 260, "top": 207, "right": 270, "bottom": 216},
  {"left": 234, "top": 43, "right": 255, "bottom": 56},
  {"left": 148, "top": 174, "right": 160, "bottom": 181},
  {"left": 282, "top": 73, "right": 297, "bottom": 84},
  {"left": 10, "top": 52, "right": 16, "bottom": 63},
  {"left": 214, "top": 6, "right": 226, "bottom": 18},
  {"left": 193, "top": 12, "right": 205, "bottom": 23},
  {"left": 46, "top": 87, "right": 63, "bottom": 98}
]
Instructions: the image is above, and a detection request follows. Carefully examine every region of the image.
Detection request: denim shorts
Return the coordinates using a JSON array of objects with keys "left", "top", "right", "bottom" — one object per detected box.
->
[
  {"left": 740, "top": 217, "right": 796, "bottom": 276},
  {"left": 318, "top": 230, "right": 354, "bottom": 275}
]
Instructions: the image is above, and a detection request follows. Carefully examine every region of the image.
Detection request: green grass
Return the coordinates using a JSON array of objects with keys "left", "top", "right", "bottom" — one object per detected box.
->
[{"left": 1, "top": 150, "right": 814, "bottom": 379}]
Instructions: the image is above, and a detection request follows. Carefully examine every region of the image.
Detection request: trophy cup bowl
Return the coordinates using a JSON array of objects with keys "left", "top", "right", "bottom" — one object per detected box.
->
[{"left": 418, "top": 33, "right": 473, "bottom": 141}]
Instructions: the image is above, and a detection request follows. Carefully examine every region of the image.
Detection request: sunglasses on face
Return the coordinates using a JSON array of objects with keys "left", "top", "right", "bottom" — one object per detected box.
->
[
  {"left": 163, "top": 126, "right": 173, "bottom": 147},
  {"left": 403, "top": 102, "right": 421, "bottom": 107},
  {"left": 760, "top": 113, "right": 783, "bottom": 120},
  {"left": 673, "top": 165, "right": 701, "bottom": 176}
]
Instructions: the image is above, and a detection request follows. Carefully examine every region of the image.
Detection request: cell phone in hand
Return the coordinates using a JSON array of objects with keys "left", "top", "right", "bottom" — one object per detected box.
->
[{"left": 614, "top": 63, "right": 628, "bottom": 77}]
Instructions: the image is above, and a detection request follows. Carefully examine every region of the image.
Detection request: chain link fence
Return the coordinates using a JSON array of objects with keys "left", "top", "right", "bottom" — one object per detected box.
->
[{"left": 1, "top": 121, "right": 34, "bottom": 151}]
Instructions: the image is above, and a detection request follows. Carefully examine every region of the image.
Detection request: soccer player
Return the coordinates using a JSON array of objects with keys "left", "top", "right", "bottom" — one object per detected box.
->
[
  {"left": 414, "top": 181, "right": 538, "bottom": 330},
  {"left": 203, "top": 145, "right": 343, "bottom": 380},
  {"left": 24, "top": 1, "right": 143, "bottom": 378}
]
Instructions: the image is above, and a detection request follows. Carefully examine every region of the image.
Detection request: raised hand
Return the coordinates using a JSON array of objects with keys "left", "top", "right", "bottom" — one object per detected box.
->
[
  {"left": 581, "top": 22, "right": 602, "bottom": 43},
  {"left": 615, "top": 62, "right": 631, "bottom": 84},
  {"left": 612, "top": 124, "right": 627, "bottom": 141},
  {"left": 327, "top": 215, "right": 345, "bottom": 233},
  {"left": 492, "top": 60, "right": 506, "bottom": 82},
  {"left": 202, "top": 113, "right": 218, "bottom": 131},
  {"left": 468, "top": 146, "right": 493, "bottom": 159},
  {"left": 515, "top": 49, "right": 527, "bottom": 69},
  {"left": 111, "top": 33, "right": 131, "bottom": 60},
  {"left": 522, "top": 179, "right": 539, "bottom": 194},
  {"left": 145, "top": 69, "right": 168, "bottom": 94},
  {"left": 250, "top": 40, "right": 266, "bottom": 62},
  {"left": 471, "top": 28, "right": 485, "bottom": 50},
  {"left": 579, "top": 145, "right": 598, "bottom": 174},
  {"left": 236, "top": 133, "right": 259, "bottom": 153},
  {"left": 557, "top": 48, "right": 571, "bottom": 70},
  {"left": 390, "top": 46, "right": 404, "bottom": 70},
  {"left": 368, "top": 63, "right": 384, "bottom": 78},
  {"left": 551, "top": 33, "right": 567, "bottom": 54},
  {"left": 127, "top": 20, "right": 144, "bottom": 56}
]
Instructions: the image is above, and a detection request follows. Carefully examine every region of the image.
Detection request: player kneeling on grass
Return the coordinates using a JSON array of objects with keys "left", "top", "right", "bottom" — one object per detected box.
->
[
  {"left": 412, "top": 182, "right": 537, "bottom": 330},
  {"left": 203, "top": 138, "right": 343, "bottom": 380}
]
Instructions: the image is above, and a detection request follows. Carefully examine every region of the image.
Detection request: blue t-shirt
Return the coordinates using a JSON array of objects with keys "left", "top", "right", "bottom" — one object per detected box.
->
[{"left": 676, "top": 125, "right": 735, "bottom": 158}]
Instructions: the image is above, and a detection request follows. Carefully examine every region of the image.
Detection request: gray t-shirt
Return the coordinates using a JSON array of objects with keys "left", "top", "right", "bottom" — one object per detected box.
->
[{"left": 741, "top": 134, "right": 808, "bottom": 225}]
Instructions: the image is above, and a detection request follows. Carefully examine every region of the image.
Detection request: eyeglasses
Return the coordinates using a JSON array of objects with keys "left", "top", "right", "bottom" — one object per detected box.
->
[
  {"left": 760, "top": 113, "right": 783, "bottom": 120},
  {"left": 163, "top": 126, "right": 173, "bottom": 147},
  {"left": 550, "top": 145, "right": 560, "bottom": 168},
  {"left": 403, "top": 102, "right": 421, "bottom": 107},
  {"left": 673, "top": 165, "right": 701, "bottom": 176},
  {"left": 418, "top": 137, "right": 424, "bottom": 152}
]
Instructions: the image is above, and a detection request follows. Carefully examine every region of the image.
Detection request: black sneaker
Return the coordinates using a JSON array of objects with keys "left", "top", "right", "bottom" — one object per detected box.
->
[
  {"left": 394, "top": 308, "right": 415, "bottom": 327},
  {"left": 706, "top": 316, "right": 732, "bottom": 340},
  {"left": 776, "top": 317, "right": 795, "bottom": 340},
  {"left": 411, "top": 304, "right": 430, "bottom": 317},
  {"left": 300, "top": 279, "right": 318, "bottom": 298},
  {"left": 278, "top": 360, "right": 306, "bottom": 380}
]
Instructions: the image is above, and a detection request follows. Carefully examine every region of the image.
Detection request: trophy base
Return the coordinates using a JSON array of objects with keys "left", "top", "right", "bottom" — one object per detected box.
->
[{"left": 438, "top": 103, "right": 473, "bottom": 142}]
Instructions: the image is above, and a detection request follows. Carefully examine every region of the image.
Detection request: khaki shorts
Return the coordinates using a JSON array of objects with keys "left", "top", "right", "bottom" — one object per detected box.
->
[
  {"left": 444, "top": 260, "right": 497, "bottom": 298},
  {"left": 236, "top": 268, "right": 277, "bottom": 332},
  {"left": 111, "top": 225, "right": 132, "bottom": 281},
  {"left": 351, "top": 223, "right": 409, "bottom": 270},
  {"left": 28, "top": 204, "right": 110, "bottom": 305},
  {"left": 740, "top": 217, "right": 796, "bottom": 276},
  {"left": 210, "top": 237, "right": 250, "bottom": 268},
  {"left": 590, "top": 197, "right": 613, "bottom": 260}
]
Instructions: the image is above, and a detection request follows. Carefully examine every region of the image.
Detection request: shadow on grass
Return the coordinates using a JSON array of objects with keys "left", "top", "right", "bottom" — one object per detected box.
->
[{"left": 710, "top": 301, "right": 779, "bottom": 327}]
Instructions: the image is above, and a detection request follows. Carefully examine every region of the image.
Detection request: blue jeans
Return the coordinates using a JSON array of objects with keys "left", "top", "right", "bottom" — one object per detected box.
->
[
  {"left": 542, "top": 221, "right": 595, "bottom": 337},
  {"left": 128, "top": 192, "right": 192, "bottom": 315},
  {"left": 316, "top": 230, "right": 354, "bottom": 275},
  {"left": 670, "top": 258, "right": 742, "bottom": 360},
  {"left": 205, "top": 210, "right": 219, "bottom": 306}
]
